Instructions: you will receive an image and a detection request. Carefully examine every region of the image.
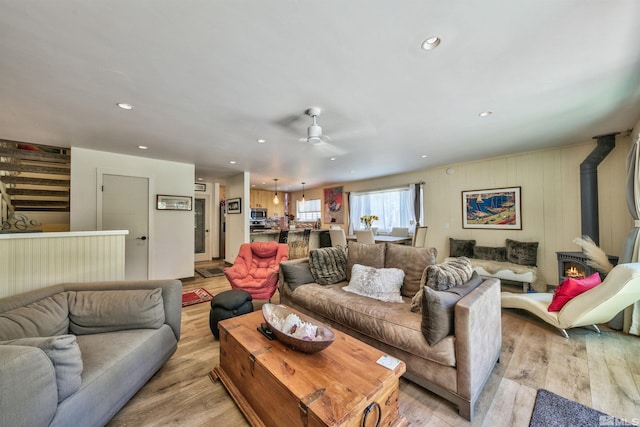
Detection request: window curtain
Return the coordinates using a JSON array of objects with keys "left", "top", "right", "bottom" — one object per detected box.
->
[
  {"left": 620, "top": 134, "right": 640, "bottom": 335},
  {"left": 348, "top": 191, "right": 364, "bottom": 235}
]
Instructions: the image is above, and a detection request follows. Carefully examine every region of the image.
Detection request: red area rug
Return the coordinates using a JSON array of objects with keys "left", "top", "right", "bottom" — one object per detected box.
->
[{"left": 182, "top": 288, "right": 214, "bottom": 307}]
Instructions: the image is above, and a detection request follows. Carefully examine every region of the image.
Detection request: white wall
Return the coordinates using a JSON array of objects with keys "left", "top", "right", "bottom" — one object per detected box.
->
[
  {"left": 225, "top": 172, "right": 250, "bottom": 263},
  {"left": 70, "top": 148, "right": 195, "bottom": 279},
  {"left": 293, "top": 136, "right": 633, "bottom": 286}
]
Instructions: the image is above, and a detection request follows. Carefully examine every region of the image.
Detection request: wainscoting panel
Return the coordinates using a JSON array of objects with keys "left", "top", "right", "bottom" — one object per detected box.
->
[{"left": 0, "top": 230, "right": 127, "bottom": 298}]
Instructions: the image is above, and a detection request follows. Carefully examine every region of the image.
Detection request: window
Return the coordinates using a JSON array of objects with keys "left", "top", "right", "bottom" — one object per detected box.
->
[
  {"left": 296, "top": 198, "right": 321, "bottom": 221},
  {"left": 349, "top": 185, "right": 423, "bottom": 234}
]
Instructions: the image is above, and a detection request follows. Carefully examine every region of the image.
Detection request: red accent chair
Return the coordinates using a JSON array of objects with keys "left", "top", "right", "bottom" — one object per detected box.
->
[{"left": 224, "top": 241, "right": 289, "bottom": 300}]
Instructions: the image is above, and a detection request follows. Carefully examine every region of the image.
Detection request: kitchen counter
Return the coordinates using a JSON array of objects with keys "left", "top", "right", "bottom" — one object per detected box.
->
[{"left": 250, "top": 228, "right": 329, "bottom": 250}]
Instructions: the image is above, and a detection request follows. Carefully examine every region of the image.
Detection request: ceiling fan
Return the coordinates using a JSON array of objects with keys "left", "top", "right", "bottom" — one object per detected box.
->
[{"left": 303, "top": 107, "right": 326, "bottom": 144}]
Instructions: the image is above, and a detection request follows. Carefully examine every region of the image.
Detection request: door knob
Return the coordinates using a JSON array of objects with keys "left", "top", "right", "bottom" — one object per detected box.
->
[{"left": 136, "top": 236, "right": 147, "bottom": 240}]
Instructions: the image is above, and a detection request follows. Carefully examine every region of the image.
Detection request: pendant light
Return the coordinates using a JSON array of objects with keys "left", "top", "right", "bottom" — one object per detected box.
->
[
  {"left": 273, "top": 178, "right": 279, "bottom": 205},
  {"left": 301, "top": 182, "right": 306, "bottom": 205}
]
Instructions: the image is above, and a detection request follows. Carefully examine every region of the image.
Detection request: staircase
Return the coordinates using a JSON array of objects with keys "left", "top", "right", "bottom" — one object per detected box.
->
[{"left": 0, "top": 140, "right": 71, "bottom": 225}]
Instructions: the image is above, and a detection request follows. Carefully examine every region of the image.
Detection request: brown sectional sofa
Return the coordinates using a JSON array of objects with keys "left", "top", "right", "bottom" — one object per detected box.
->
[{"left": 278, "top": 243, "right": 502, "bottom": 420}]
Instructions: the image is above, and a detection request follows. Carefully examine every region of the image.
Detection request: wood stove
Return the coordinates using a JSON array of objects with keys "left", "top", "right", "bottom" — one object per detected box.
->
[{"left": 556, "top": 251, "right": 618, "bottom": 283}]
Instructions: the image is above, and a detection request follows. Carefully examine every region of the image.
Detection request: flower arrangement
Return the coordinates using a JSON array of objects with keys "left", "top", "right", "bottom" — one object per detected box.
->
[{"left": 360, "top": 214, "right": 378, "bottom": 230}]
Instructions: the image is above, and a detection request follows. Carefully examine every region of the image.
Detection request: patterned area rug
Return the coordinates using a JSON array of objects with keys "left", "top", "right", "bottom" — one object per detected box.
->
[
  {"left": 182, "top": 288, "right": 214, "bottom": 307},
  {"left": 195, "top": 267, "right": 224, "bottom": 278},
  {"left": 529, "top": 389, "right": 633, "bottom": 426}
]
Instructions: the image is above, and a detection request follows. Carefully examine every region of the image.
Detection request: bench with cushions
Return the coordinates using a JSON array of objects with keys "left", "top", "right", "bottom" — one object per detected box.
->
[
  {"left": 449, "top": 238, "right": 547, "bottom": 292},
  {"left": 278, "top": 242, "right": 502, "bottom": 420}
]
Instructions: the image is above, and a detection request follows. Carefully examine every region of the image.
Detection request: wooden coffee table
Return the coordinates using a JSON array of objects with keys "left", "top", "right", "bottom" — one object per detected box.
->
[{"left": 211, "top": 308, "right": 409, "bottom": 427}]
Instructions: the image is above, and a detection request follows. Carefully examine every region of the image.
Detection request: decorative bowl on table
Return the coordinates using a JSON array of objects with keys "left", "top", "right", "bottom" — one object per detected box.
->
[{"left": 261, "top": 304, "right": 335, "bottom": 354}]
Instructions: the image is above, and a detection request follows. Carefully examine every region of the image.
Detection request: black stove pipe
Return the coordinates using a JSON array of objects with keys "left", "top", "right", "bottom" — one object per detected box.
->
[{"left": 580, "top": 132, "right": 618, "bottom": 245}]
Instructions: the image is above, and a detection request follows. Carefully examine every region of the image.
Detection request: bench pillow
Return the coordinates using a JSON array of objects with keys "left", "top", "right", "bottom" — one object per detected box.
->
[
  {"left": 384, "top": 243, "right": 437, "bottom": 298},
  {"left": 343, "top": 264, "right": 405, "bottom": 303},
  {"left": 67, "top": 288, "right": 165, "bottom": 335},
  {"left": 0, "top": 334, "right": 83, "bottom": 402},
  {"left": 421, "top": 272, "right": 483, "bottom": 346},
  {"left": 473, "top": 246, "right": 507, "bottom": 262},
  {"left": 506, "top": 239, "right": 538, "bottom": 266},
  {"left": 308, "top": 246, "right": 347, "bottom": 285},
  {"left": 449, "top": 238, "right": 475, "bottom": 258},
  {"left": 0, "top": 293, "right": 69, "bottom": 340}
]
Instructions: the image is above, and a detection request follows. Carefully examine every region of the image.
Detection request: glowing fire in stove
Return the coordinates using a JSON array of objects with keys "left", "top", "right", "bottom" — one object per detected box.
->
[{"left": 565, "top": 266, "right": 585, "bottom": 279}]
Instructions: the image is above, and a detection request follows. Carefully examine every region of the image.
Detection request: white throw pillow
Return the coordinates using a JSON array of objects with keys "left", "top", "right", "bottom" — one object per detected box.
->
[{"left": 343, "top": 264, "right": 405, "bottom": 303}]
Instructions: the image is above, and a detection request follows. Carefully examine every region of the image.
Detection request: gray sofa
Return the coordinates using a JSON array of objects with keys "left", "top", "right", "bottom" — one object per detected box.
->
[
  {"left": 0, "top": 279, "right": 181, "bottom": 427},
  {"left": 278, "top": 243, "right": 502, "bottom": 420}
]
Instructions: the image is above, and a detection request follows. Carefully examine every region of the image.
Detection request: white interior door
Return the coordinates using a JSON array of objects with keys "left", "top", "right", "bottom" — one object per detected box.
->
[
  {"left": 101, "top": 174, "right": 149, "bottom": 280},
  {"left": 194, "top": 194, "right": 211, "bottom": 262}
]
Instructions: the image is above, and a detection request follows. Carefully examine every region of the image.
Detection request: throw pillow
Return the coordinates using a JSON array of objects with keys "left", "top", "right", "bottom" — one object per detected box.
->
[
  {"left": 0, "top": 334, "right": 83, "bottom": 402},
  {"left": 505, "top": 239, "right": 539, "bottom": 266},
  {"left": 346, "top": 242, "right": 386, "bottom": 281},
  {"left": 280, "top": 260, "right": 315, "bottom": 290},
  {"left": 308, "top": 246, "right": 347, "bottom": 285},
  {"left": 0, "top": 293, "right": 70, "bottom": 341},
  {"left": 547, "top": 272, "right": 602, "bottom": 312},
  {"left": 473, "top": 246, "right": 507, "bottom": 262},
  {"left": 420, "top": 272, "right": 483, "bottom": 346},
  {"left": 343, "top": 264, "right": 405, "bottom": 303},
  {"left": 384, "top": 243, "right": 437, "bottom": 298},
  {"left": 424, "top": 257, "right": 474, "bottom": 291},
  {"left": 449, "top": 238, "right": 476, "bottom": 258},
  {"left": 67, "top": 288, "right": 165, "bottom": 335}
]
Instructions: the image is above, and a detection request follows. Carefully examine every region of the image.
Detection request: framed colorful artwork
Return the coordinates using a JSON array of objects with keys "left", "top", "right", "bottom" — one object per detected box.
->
[
  {"left": 462, "top": 187, "right": 521, "bottom": 229},
  {"left": 323, "top": 186, "right": 344, "bottom": 224}
]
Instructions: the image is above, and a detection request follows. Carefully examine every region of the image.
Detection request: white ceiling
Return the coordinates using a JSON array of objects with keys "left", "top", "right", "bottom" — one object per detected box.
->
[{"left": 1, "top": 1, "right": 640, "bottom": 192}]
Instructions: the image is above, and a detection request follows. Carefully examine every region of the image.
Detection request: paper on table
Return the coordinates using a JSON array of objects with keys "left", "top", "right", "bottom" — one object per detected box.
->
[{"left": 376, "top": 355, "right": 401, "bottom": 370}]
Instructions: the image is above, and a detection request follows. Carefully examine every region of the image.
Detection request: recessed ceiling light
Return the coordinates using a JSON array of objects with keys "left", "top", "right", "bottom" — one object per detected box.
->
[
  {"left": 330, "top": 157, "right": 336, "bottom": 161},
  {"left": 198, "top": 177, "right": 203, "bottom": 181},
  {"left": 479, "top": 111, "right": 493, "bottom": 117},
  {"left": 229, "top": 160, "right": 236, "bottom": 164},
  {"left": 421, "top": 37, "right": 441, "bottom": 50},
  {"left": 421, "top": 154, "right": 428, "bottom": 158},
  {"left": 257, "top": 138, "right": 266, "bottom": 143},
  {"left": 138, "top": 145, "right": 148, "bottom": 150},
  {"left": 117, "top": 103, "right": 133, "bottom": 110}
]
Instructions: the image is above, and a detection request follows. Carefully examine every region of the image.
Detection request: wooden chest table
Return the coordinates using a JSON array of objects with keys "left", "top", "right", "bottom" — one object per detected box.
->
[{"left": 211, "top": 308, "right": 409, "bottom": 427}]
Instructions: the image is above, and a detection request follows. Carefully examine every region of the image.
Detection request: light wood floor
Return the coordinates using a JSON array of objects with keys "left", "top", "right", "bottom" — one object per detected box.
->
[{"left": 107, "top": 261, "right": 640, "bottom": 427}]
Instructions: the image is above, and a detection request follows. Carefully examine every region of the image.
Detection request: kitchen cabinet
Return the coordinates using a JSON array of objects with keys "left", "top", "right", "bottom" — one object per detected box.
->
[{"left": 250, "top": 189, "right": 288, "bottom": 217}]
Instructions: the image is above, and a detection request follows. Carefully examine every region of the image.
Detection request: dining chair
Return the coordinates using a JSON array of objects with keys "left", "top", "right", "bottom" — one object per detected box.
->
[
  {"left": 329, "top": 225, "right": 341, "bottom": 230},
  {"left": 371, "top": 227, "right": 379, "bottom": 236},
  {"left": 390, "top": 227, "right": 409, "bottom": 237},
  {"left": 355, "top": 229, "right": 375, "bottom": 244},
  {"left": 329, "top": 229, "right": 347, "bottom": 247},
  {"left": 413, "top": 226, "right": 428, "bottom": 247}
]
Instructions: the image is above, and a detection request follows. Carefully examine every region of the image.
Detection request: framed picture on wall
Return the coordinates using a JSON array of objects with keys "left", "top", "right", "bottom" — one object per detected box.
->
[
  {"left": 156, "top": 195, "right": 193, "bottom": 211},
  {"left": 227, "top": 197, "right": 241, "bottom": 214},
  {"left": 462, "top": 186, "right": 521, "bottom": 229},
  {"left": 323, "top": 186, "right": 344, "bottom": 224}
]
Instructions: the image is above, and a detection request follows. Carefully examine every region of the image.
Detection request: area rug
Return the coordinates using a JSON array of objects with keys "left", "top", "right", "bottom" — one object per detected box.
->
[
  {"left": 182, "top": 288, "right": 214, "bottom": 307},
  {"left": 529, "top": 389, "right": 632, "bottom": 427},
  {"left": 195, "top": 267, "right": 224, "bottom": 278}
]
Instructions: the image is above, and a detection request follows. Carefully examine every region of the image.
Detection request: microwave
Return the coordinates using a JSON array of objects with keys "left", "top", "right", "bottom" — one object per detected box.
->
[{"left": 250, "top": 208, "right": 267, "bottom": 219}]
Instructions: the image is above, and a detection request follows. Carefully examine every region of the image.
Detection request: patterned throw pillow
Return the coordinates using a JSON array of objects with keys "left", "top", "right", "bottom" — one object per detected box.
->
[
  {"left": 308, "top": 246, "right": 348, "bottom": 285},
  {"left": 424, "top": 257, "right": 474, "bottom": 291},
  {"left": 343, "top": 264, "right": 405, "bottom": 303}
]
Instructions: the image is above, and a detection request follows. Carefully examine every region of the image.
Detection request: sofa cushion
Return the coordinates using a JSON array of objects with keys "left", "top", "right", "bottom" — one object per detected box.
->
[
  {"left": 505, "top": 239, "right": 538, "bottom": 266},
  {"left": 343, "top": 264, "right": 405, "bottom": 303},
  {"left": 346, "top": 242, "right": 386, "bottom": 280},
  {"left": 308, "top": 246, "right": 347, "bottom": 285},
  {"left": 420, "top": 272, "right": 483, "bottom": 346},
  {"left": 0, "top": 334, "right": 83, "bottom": 402},
  {"left": 449, "top": 238, "right": 475, "bottom": 258},
  {"left": 0, "top": 293, "right": 69, "bottom": 340},
  {"left": 473, "top": 246, "right": 507, "bottom": 262},
  {"left": 280, "top": 260, "right": 315, "bottom": 290},
  {"left": 67, "top": 289, "right": 165, "bottom": 335},
  {"left": 548, "top": 272, "right": 602, "bottom": 312},
  {"left": 384, "top": 243, "right": 437, "bottom": 298}
]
